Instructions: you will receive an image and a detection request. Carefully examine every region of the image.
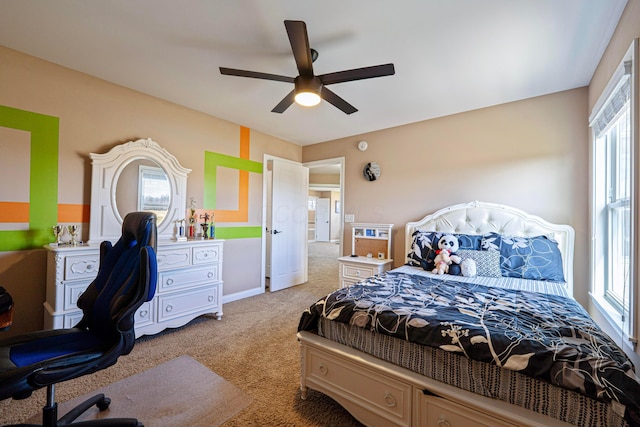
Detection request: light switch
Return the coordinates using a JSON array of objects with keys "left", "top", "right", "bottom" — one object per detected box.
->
[{"left": 344, "top": 214, "right": 355, "bottom": 223}]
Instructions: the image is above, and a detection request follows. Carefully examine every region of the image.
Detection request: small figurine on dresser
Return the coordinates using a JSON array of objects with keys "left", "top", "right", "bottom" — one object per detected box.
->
[
  {"left": 209, "top": 213, "right": 215, "bottom": 239},
  {"left": 200, "top": 212, "right": 211, "bottom": 239},
  {"left": 188, "top": 197, "right": 197, "bottom": 239}
]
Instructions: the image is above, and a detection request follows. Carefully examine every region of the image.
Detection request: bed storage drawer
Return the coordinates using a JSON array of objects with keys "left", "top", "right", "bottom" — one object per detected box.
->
[
  {"left": 419, "top": 394, "right": 516, "bottom": 427},
  {"left": 305, "top": 346, "right": 411, "bottom": 427}
]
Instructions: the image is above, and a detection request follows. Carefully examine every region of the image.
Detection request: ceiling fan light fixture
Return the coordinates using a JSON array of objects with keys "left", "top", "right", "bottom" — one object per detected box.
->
[
  {"left": 294, "top": 76, "right": 322, "bottom": 107},
  {"left": 295, "top": 91, "right": 321, "bottom": 107}
]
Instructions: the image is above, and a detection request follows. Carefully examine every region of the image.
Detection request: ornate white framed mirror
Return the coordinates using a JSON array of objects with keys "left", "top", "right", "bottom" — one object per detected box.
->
[{"left": 88, "top": 138, "right": 191, "bottom": 243}]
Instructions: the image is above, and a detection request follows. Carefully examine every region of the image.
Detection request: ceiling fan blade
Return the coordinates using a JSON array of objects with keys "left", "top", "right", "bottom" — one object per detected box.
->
[
  {"left": 284, "top": 20, "right": 314, "bottom": 77},
  {"left": 271, "top": 90, "right": 296, "bottom": 113},
  {"left": 318, "top": 63, "right": 395, "bottom": 85},
  {"left": 220, "top": 67, "right": 294, "bottom": 83},
  {"left": 321, "top": 88, "right": 357, "bottom": 114}
]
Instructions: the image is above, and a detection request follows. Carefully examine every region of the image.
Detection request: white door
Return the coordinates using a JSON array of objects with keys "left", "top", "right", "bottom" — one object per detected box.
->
[
  {"left": 269, "top": 158, "right": 309, "bottom": 291},
  {"left": 316, "top": 198, "right": 330, "bottom": 241}
]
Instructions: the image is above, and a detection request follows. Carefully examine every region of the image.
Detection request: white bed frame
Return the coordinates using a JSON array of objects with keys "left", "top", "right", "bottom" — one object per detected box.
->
[{"left": 299, "top": 201, "right": 577, "bottom": 427}]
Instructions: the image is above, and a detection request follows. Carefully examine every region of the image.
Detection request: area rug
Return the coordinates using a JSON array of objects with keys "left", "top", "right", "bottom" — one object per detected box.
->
[{"left": 29, "top": 355, "right": 252, "bottom": 426}]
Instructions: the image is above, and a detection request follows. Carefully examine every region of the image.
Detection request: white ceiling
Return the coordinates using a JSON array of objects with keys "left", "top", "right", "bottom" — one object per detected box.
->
[{"left": 0, "top": 0, "right": 627, "bottom": 146}]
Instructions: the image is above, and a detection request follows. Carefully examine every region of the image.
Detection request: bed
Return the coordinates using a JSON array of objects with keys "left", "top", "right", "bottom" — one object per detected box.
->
[{"left": 297, "top": 201, "right": 640, "bottom": 427}]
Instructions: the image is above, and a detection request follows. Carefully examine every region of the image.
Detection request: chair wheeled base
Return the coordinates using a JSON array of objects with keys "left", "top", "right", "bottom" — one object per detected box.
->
[{"left": 4, "top": 383, "right": 142, "bottom": 427}]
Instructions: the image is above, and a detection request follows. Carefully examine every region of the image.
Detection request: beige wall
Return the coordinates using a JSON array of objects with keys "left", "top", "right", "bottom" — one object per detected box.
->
[
  {"left": 587, "top": 0, "right": 640, "bottom": 366},
  {"left": 309, "top": 173, "right": 340, "bottom": 185},
  {"left": 0, "top": 46, "right": 301, "bottom": 336},
  {"left": 303, "top": 88, "right": 589, "bottom": 306}
]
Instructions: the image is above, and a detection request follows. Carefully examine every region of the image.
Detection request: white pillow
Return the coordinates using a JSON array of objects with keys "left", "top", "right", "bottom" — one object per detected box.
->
[{"left": 456, "top": 250, "right": 502, "bottom": 278}]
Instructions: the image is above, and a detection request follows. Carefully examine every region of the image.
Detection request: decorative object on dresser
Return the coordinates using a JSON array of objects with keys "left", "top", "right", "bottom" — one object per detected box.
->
[
  {"left": 44, "top": 138, "right": 224, "bottom": 338},
  {"left": 338, "top": 223, "right": 393, "bottom": 287},
  {"left": 88, "top": 138, "right": 190, "bottom": 243}
]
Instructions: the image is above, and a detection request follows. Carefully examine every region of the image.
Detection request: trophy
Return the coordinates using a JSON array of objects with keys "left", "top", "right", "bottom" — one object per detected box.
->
[
  {"left": 175, "top": 219, "right": 187, "bottom": 242},
  {"left": 200, "top": 212, "right": 211, "bottom": 239},
  {"left": 67, "top": 225, "right": 79, "bottom": 246},
  {"left": 52, "top": 225, "right": 64, "bottom": 245},
  {"left": 200, "top": 223, "right": 209, "bottom": 239}
]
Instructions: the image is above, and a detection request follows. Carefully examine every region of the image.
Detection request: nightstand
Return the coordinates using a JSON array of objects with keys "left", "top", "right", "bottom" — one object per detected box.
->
[{"left": 338, "top": 256, "right": 393, "bottom": 288}]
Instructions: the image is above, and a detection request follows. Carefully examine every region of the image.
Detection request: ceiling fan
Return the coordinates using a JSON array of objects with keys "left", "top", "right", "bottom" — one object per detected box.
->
[{"left": 220, "top": 20, "right": 395, "bottom": 114}]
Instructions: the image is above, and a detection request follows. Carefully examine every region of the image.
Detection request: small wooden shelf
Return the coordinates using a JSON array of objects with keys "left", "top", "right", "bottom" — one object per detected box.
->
[{"left": 350, "top": 223, "right": 393, "bottom": 259}]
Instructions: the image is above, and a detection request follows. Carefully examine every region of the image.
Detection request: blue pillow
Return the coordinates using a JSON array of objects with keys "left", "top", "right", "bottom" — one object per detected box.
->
[
  {"left": 481, "top": 232, "right": 565, "bottom": 282},
  {"left": 406, "top": 230, "right": 434, "bottom": 267},
  {"left": 406, "top": 231, "right": 483, "bottom": 271}
]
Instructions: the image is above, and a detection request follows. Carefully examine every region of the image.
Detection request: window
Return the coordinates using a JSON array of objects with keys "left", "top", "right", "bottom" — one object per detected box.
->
[
  {"left": 602, "top": 105, "right": 630, "bottom": 310},
  {"left": 590, "top": 39, "right": 638, "bottom": 347},
  {"left": 138, "top": 165, "right": 170, "bottom": 223}
]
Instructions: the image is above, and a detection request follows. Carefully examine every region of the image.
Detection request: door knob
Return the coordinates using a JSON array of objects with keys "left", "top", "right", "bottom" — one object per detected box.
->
[{"left": 272, "top": 229, "right": 282, "bottom": 234}]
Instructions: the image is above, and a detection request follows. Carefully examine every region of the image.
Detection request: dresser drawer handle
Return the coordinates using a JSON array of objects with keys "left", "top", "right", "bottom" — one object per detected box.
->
[
  {"left": 437, "top": 418, "right": 451, "bottom": 427},
  {"left": 139, "top": 309, "right": 148, "bottom": 317},
  {"left": 208, "top": 295, "right": 214, "bottom": 302},
  {"left": 356, "top": 270, "right": 361, "bottom": 276},
  {"left": 208, "top": 272, "right": 214, "bottom": 278},
  {"left": 166, "top": 278, "right": 174, "bottom": 285},
  {"left": 165, "top": 304, "right": 173, "bottom": 312},
  {"left": 384, "top": 391, "right": 396, "bottom": 407},
  {"left": 318, "top": 363, "right": 328, "bottom": 376}
]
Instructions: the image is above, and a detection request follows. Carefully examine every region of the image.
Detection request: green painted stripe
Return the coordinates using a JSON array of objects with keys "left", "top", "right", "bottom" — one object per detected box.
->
[
  {"left": 0, "top": 105, "right": 59, "bottom": 251},
  {"left": 203, "top": 152, "right": 218, "bottom": 210},
  {"left": 214, "top": 226, "right": 262, "bottom": 239},
  {"left": 206, "top": 152, "right": 263, "bottom": 173},
  {"left": 203, "top": 150, "right": 263, "bottom": 211}
]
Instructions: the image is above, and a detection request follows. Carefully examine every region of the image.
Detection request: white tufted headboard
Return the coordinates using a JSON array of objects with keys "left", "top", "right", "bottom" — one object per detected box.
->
[{"left": 405, "top": 201, "right": 575, "bottom": 294}]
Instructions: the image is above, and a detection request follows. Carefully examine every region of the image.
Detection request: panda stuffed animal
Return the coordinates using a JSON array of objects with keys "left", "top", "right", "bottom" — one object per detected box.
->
[{"left": 432, "top": 234, "right": 462, "bottom": 275}]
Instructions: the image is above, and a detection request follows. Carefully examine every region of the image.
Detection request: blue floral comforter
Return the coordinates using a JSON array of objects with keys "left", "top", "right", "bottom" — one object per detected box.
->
[{"left": 298, "top": 271, "right": 640, "bottom": 416}]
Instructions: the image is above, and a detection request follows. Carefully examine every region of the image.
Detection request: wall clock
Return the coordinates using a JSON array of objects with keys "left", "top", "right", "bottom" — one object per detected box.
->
[{"left": 363, "top": 162, "right": 381, "bottom": 181}]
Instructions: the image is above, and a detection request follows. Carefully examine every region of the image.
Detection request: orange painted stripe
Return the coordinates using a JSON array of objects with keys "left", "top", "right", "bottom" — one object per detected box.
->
[
  {"left": 213, "top": 126, "right": 251, "bottom": 223},
  {"left": 240, "top": 126, "right": 250, "bottom": 159},
  {"left": 58, "top": 204, "right": 90, "bottom": 223},
  {"left": 0, "top": 202, "right": 30, "bottom": 222},
  {"left": 0, "top": 202, "right": 89, "bottom": 223},
  {"left": 239, "top": 169, "right": 249, "bottom": 213}
]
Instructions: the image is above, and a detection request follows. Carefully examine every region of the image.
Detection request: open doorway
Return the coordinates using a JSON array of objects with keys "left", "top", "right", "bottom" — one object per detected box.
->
[{"left": 304, "top": 157, "right": 344, "bottom": 265}]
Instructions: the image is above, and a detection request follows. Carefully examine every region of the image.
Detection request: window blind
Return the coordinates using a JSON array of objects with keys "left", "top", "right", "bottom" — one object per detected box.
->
[{"left": 590, "top": 62, "right": 631, "bottom": 136}]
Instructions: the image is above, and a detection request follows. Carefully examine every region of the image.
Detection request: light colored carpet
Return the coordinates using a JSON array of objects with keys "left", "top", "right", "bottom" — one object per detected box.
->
[
  {"left": 1, "top": 242, "right": 362, "bottom": 426},
  {"left": 27, "top": 356, "right": 251, "bottom": 426}
]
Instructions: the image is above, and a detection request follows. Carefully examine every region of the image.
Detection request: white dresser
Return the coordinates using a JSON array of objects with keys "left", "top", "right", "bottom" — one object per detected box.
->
[{"left": 44, "top": 239, "right": 224, "bottom": 337}]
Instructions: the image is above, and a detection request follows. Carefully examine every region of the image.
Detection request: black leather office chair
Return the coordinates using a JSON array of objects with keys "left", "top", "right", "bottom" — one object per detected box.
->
[{"left": 0, "top": 212, "right": 158, "bottom": 427}]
